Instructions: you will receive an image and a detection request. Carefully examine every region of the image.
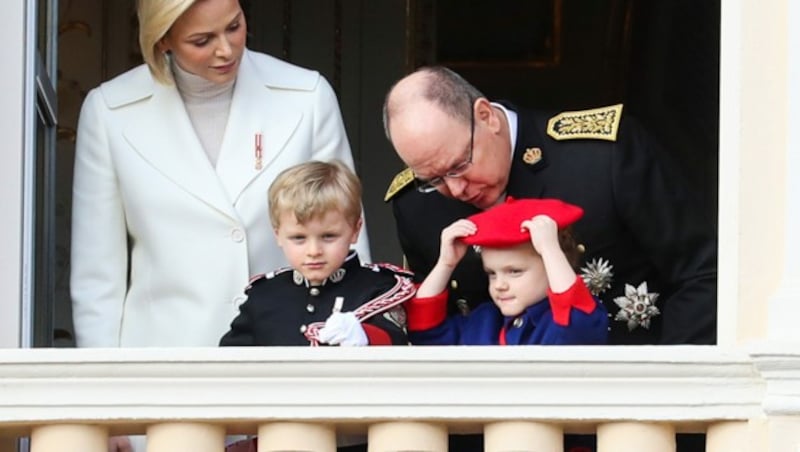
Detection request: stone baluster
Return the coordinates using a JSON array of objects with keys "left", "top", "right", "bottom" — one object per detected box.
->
[
  {"left": 484, "top": 421, "right": 562, "bottom": 452},
  {"left": 368, "top": 422, "right": 447, "bottom": 452},
  {"left": 146, "top": 422, "right": 224, "bottom": 452},
  {"left": 31, "top": 424, "right": 107, "bottom": 452},
  {"left": 257, "top": 422, "right": 335, "bottom": 452},
  {"left": 707, "top": 421, "right": 749, "bottom": 452},
  {"left": 597, "top": 422, "right": 675, "bottom": 452}
]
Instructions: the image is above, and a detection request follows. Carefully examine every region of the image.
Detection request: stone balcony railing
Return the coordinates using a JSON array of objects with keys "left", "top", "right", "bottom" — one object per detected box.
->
[{"left": 1, "top": 345, "right": 799, "bottom": 451}]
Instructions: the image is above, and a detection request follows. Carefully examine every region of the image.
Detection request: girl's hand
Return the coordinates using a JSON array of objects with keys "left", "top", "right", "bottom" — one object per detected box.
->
[
  {"left": 521, "top": 215, "right": 560, "bottom": 257},
  {"left": 438, "top": 219, "right": 476, "bottom": 268}
]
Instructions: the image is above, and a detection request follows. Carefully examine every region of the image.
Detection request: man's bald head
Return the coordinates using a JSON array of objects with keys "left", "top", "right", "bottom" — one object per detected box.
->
[
  {"left": 381, "top": 66, "right": 513, "bottom": 209},
  {"left": 383, "top": 66, "right": 484, "bottom": 142}
]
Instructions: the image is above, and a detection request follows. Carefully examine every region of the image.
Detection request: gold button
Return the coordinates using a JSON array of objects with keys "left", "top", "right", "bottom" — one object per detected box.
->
[
  {"left": 450, "top": 280, "right": 459, "bottom": 290},
  {"left": 306, "top": 304, "right": 315, "bottom": 313},
  {"left": 309, "top": 287, "right": 320, "bottom": 296},
  {"left": 577, "top": 244, "right": 586, "bottom": 253},
  {"left": 299, "top": 324, "right": 307, "bottom": 333}
]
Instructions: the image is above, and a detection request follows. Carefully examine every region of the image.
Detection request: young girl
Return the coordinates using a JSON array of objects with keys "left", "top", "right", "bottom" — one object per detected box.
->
[{"left": 407, "top": 197, "right": 608, "bottom": 345}]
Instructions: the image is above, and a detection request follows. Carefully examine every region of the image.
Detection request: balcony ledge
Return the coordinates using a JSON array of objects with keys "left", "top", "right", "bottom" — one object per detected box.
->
[{"left": 2, "top": 344, "right": 788, "bottom": 436}]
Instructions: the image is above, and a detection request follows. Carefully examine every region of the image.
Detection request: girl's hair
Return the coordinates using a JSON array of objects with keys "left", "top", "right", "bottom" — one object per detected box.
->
[
  {"left": 558, "top": 227, "right": 582, "bottom": 270},
  {"left": 136, "top": 0, "right": 197, "bottom": 84},
  {"left": 268, "top": 160, "right": 363, "bottom": 230}
]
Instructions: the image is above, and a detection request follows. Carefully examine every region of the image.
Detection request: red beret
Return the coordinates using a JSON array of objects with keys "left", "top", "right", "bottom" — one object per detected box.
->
[{"left": 461, "top": 197, "right": 583, "bottom": 248}]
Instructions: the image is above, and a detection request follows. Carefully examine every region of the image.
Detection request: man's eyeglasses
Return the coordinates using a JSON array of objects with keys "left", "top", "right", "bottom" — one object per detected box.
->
[{"left": 415, "top": 107, "right": 475, "bottom": 193}]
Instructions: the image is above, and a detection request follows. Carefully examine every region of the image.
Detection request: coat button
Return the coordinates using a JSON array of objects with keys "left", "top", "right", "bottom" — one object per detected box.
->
[
  {"left": 306, "top": 304, "right": 315, "bottom": 313},
  {"left": 231, "top": 228, "right": 245, "bottom": 242},
  {"left": 512, "top": 317, "right": 524, "bottom": 328},
  {"left": 299, "top": 324, "right": 307, "bottom": 333},
  {"left": 450, "top": 280, "right": 459, "bottom": 290},
  {"left": 577, "top": 243, "right": 586, "bottom": 253},
  {"left": 309, "top": 287, "right": 320, "bottom": 296}
]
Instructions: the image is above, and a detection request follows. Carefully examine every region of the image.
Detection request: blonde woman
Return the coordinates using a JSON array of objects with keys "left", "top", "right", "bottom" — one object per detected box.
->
[{"left": 71, "top": 1, "right": 369, "bottom": 449}]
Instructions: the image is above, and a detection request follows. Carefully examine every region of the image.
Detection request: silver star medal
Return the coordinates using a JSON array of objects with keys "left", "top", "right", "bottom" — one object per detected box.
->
[
  {"left": 580, "top": 257, "right": 614, "bottom": 295},
  {"left": 613, "top": 282, "right": 660, "bottom": 331}
]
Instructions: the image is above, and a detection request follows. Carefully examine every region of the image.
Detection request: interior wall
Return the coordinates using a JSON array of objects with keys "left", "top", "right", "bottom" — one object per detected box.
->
[
  {"left": 625, "top": 0, "right": 720, "bottom": 216},
  {"left": 245, "top": 0, "right": 409, "bottom": 264},
  {"left": 54, "top": 1, "right": 138, "bottom": 346}
]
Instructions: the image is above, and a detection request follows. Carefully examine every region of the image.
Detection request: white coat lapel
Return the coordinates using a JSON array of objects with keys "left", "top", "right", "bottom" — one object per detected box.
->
[
  {"left": 215, "top": 52, "right": 302, "bottom": 204},
  {"left": 121, "top": 81, "right": 238, "bottom": 220}
]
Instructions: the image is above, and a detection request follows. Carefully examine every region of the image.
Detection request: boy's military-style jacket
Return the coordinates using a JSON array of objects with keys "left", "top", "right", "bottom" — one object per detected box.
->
[{"left": 220, "top": 252, "right": 414, "bottom": 346}]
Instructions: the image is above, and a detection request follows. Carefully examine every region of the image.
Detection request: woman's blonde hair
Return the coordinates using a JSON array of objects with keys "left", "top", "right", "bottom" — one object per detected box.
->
[
  {"left": 137, "top": 0, "right": 197, "bottom": 84},
  {"left": 268, "top": 160, "right": 363, "bottom": 230}
]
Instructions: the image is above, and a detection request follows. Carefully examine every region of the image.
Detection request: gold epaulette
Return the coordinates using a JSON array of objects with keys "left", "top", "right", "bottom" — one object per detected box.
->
[
  {"left": 384, "top": 168, "right": 415, "bottom": 201},
  {"left": 547, "top": 104, "right": 623, "bottom": 142}
]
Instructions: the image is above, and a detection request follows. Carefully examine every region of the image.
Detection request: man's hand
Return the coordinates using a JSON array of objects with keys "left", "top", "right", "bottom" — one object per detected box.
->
[{"left": 318, "top": 312, "right": 368, "bottom": 346}]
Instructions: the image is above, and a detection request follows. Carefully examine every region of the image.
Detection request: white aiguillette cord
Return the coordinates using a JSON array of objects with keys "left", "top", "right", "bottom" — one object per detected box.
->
[{"left": 332, "top": 296, "right": 344, "bottom": 314}]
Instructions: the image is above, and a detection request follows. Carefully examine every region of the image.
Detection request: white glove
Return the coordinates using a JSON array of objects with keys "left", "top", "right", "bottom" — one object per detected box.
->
[{"left": 318, "top": 311, "right": 368, "bottom": 346}]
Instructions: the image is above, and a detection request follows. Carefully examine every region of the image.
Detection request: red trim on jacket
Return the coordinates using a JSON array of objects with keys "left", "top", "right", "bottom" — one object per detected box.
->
[
  {"left": 406, "top": 289, "right": 448, "bottom": 331},
  {"left": 498, "top": 326, "right": 508, "bottom": 345},
  {"left": 362, "top": 324, "right": 392, "bottom": 345},
  {"left": 547, "top": 276, "right": 597, "bottom": 326}
]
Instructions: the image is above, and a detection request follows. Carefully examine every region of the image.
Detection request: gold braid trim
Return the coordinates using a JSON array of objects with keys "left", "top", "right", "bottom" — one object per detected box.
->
[
  {"left": 384, "top": 167, "right": 415, "bottom": 201},
  {"left": 547, "top": 104, "right": 623, "bottom": 142}
]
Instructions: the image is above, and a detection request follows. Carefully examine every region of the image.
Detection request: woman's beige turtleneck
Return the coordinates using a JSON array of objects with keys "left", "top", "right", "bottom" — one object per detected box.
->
[{"left": 172, "top": 61, "right": 235, "bottom": 167}]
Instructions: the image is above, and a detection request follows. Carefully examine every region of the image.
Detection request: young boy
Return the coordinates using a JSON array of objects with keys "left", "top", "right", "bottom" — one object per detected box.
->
[
  {"left": 220, "top": 160, "right": 414, "bottom": 347},
  {"left": 407, "top": 197, "right": 608, "bottom": 345}
]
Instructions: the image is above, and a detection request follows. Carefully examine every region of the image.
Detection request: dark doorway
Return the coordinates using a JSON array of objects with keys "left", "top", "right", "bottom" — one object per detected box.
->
[
  {"left": 242, "top": 0, "right": 719, "bottom": 261},
  {"left": 51, "top": 0, "right": 719, "bottom": 346}
]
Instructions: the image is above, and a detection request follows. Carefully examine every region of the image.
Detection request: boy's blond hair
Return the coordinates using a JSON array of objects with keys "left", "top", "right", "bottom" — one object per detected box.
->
[
  {"left": 268, "top": 160, "right": 363, "bottom": 229},
  {"left": 136, "top": 0, "right": 197, "bottom": 84}
]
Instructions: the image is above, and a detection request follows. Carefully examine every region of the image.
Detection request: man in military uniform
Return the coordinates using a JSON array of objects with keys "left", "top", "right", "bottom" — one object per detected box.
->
[
  {"left": 383, "top": 66, "right": 717, "bottom": 346},
  {"left": 382, "top": 65, "right": 714, "bottom": 452}
]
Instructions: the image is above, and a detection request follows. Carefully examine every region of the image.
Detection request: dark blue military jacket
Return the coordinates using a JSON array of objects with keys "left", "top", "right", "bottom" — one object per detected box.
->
[{"left": 408, "top": 290, "right": 609, "bottom": 346}]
